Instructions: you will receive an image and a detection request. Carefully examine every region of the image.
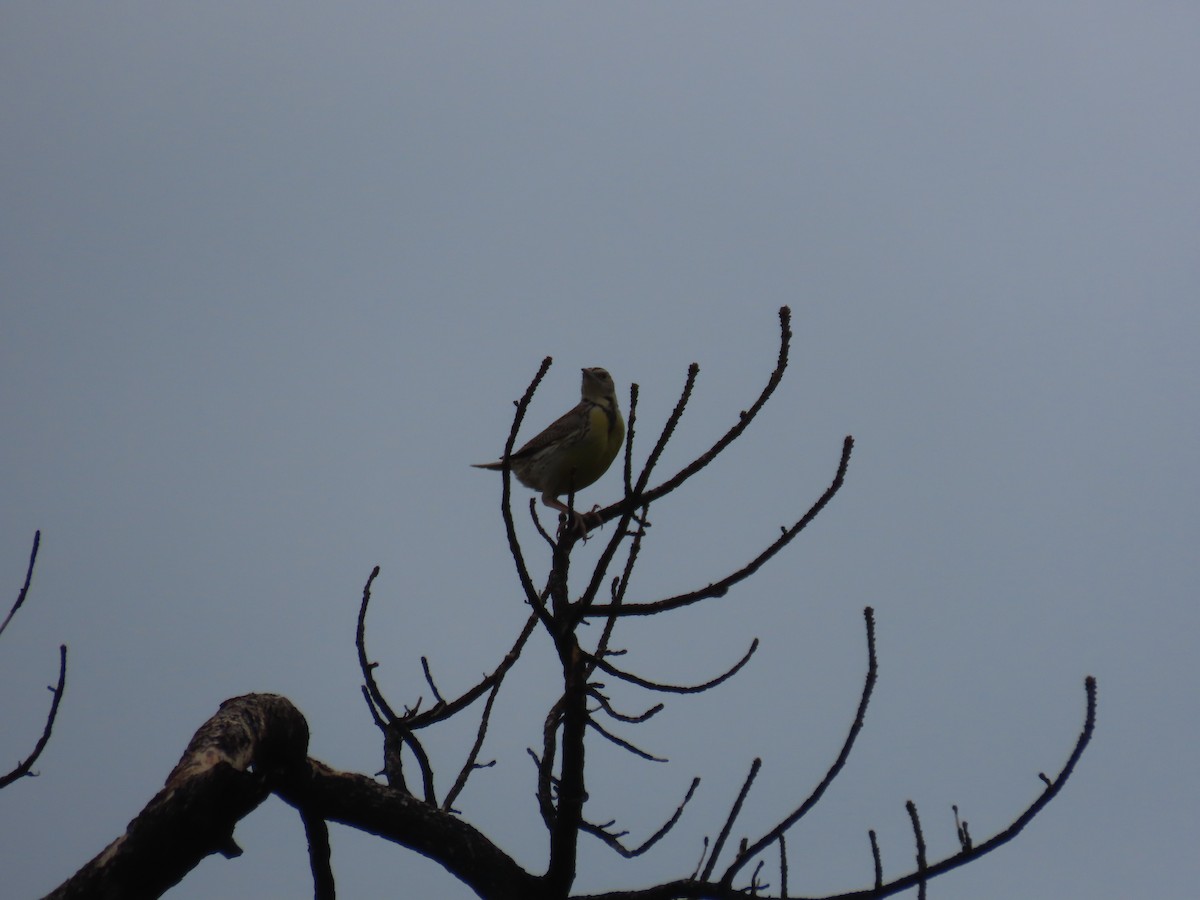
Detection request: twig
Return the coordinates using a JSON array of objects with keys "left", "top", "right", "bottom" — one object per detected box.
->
[
  {"left": 587, "top": 639, "right": 759, "bottom": 695},
  {"left": 779, "top": 833, "right": 789, "bottom": 899},
  {"left": 0, "top": 530, "right": 41, "bottom": 640},
  {"left": 702, "top": 758, "right": 761, "bottom": 880},
  {"left": 869, "top": 829, "right": 883, "bottom": 890},
  {"left": 598, "top": 306, "right": 793, "bottom": 525},
  {"left": 0, "top": 644, "right": 68, "bottom": 788},
  {"left": 421, "top": 657, "right": 445, "bottom": 705},
  {"left": 443, "top": 677, "right": 503, "bottom": 812},
  {"left": 588, "top": 687, "right": 664, "bottom": 724},
  {"left": 587, "top": 716, "right": 668, "bottom": 762},
  {"left": 580, "top": 776, "right": 699, "bottom": 861},
  {"left": 587, "top": 435, "right": 853, "bottom": 617},
  {"left": 723, "top": 607, "right": 877, "bottom": 885},
  {"left": 906, "top": 800, "right": 928, "bottom": 900},
  {"left": 355, "top": 567, "right": 399, "bottom": 723},
  {"left": 498, "top": 357, "right": 556, "bottom": 630}
]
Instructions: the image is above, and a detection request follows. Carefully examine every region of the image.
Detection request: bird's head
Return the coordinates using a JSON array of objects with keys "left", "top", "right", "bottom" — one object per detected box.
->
[{"left": 581, "top": 367, "right": 617, "bottom": 404}]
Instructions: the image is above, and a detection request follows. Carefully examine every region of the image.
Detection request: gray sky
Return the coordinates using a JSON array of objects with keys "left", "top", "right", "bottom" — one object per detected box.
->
[{"left": 2, "top": 4, "right": 1197, "bottom": 898}]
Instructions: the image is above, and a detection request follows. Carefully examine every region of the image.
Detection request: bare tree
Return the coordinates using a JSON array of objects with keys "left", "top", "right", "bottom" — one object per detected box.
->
[{"left": 45, "top": 308, "right": 1095, "bottom": 899}]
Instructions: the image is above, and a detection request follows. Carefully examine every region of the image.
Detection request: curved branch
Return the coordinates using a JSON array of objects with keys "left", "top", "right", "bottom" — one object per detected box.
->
[
  {"left": 589, "top": 687, "right": 664, "bottom": 724},
  {"left": 722, "top": 607, "right": 877, "bottom": 885},
  {"left": 587, "top": 716, "right": 667, "bottom": 762},
  {"left": 587, "top": 639, "right": 759, "bottom": 695},
  {"left": 905, "top": 800, "right": 928, "bottom": 900},
  {"left": 0, "top": 643, "right": 68, "bottom": 789},
  {"left": 579, "top": 306, "right": 791, "bottom": 618},
  {"left": 46, "top": 694, "right": 307, "bottom": 900},
  {"left": 581, "top": 776, "right": 701, "bottom": 859},
  {"left": 409, "top": 611, "right": 540, "bottom": 729},
  {"left": 356, "top": 566, "right": 399, "bottom": 722},
  {"left": 587, "top": 435, "right": 853, "bottom": 618},
  {"left": 498, "top": 357, "right": 556, "bottom": 627},
  {"left": 826, "top": 675, "right": 1098, "bottom": 900},
  {"left": 597, "top": 306, "right": 793, "bottom": 527}
]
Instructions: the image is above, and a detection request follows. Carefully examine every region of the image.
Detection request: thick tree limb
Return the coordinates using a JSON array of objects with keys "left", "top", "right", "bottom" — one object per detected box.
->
[{"left": 45, "top": 694, "right": 307, "bottom": 900}]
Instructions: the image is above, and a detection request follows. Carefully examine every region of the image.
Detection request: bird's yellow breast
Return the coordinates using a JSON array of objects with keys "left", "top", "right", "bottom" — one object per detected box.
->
[{"left": 548, "top": 403, "right": 624, "bottom": 496}]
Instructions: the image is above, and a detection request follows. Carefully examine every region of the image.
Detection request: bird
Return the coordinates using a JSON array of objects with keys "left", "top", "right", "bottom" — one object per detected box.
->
[{"left": 474, "top": 367, "right": 625, "bottom": 530}]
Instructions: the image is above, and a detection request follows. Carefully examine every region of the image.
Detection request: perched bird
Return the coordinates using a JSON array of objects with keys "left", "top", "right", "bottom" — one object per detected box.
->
[{"left": 474, "top": 367, "right": 625, "bottom": 528}]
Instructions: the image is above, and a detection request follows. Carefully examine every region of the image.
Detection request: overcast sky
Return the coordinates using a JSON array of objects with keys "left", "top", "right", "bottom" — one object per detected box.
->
[{"left": 2, "top": 4, "right": 1197, "bottom": 899}]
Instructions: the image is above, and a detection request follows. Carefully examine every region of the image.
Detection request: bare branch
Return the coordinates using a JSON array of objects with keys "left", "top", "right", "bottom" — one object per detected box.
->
[
  {"left": 443, "top": 676, "right": 503, "bottom": 812},
  {"left": 356, "top": 566, "right": 399, "bottom": 723},
  {"left": 598, "top": 306, "right": 793, "bottom": 528},
  {"left": 47, "top": 694, "right": 308, "bottom": 899},
  {"left": 0, "top": 643, "right": 68, "bottom": 789},
  {"left": 277, "top": 757, "right": 541, "bottom": 900},
  {"left": 1, "top": 529, "right": 40, "bottom": 639},
  {"left": 723, "top": 607, "right": 877, "bottom": 885},
  {"left": 589, "top": 776, "right": 701, "bottom": 860},
  {"left": 953, "top": 805, "right": 972, "bottom": 852},
  {"left": 906, "top": 800, "right": 928, "bottom": 900},
  {"left": 421, "top": 656, "right": 446, "bottom": 705},
  {"left": 587, "top": 638, "right": 759, "bottom": 695},
  {"left": 589, "top": 687, "right": 664, "bottom": 724},
  {"left": 498, "top": 357, "right": 556, "bottom": 626},
  {"left": 703, "top": 758, "right": 761, "bottom": 880},
  {"left": 587, "top": 435, "right": 854, "bottom": 617},
  {"left": 779, "top": 834, "right": 789, "bottom": 900},
  {"left": 408, "top": 611, "right": 539, "bottom": 729},
  {"left": 300, "top": 806, "right": 335, "bottom": 900},
  {"left": 587, "top": 715, "right": 668, "bottom": 763},
  {"left": 869, "top": 829, "right": 883, "bottom": 891},
  {"left": 623, "top": 383, "right": 640, "bottom": 497}
]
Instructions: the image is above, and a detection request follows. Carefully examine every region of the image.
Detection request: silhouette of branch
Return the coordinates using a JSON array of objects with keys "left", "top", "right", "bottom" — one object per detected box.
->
[
  {"left": 587, "top": 715, "right": 667, "bottom": 762},
  {"left": 47, "top": 694, "right": 307, "bottom": 899},
  {"left": 408, "top": 610, "right": 539, "bottom": 729},
  {"left": 300, "top": 805, "right": 335, "bottom": 900},
  {"left": 869, "top": 829, "right": 883, "bottom": 891},
  {"left": 623, "top": 383, "right": 640, "bottom": 497},
  {"left": 582, "top": 511, "right": 649, "bottom": 684},
  {"left": 953, "top": 805, "right": 972, "bottom": 852},
  {"left": 905, "top": 801, "right": 928, "bottom": 900},
  {"left": 581, "top": 777, "right": 701, "bottom": 859},
  {"left": 587, "top": 639, "right": 759, "bottom": 695},
  {"left": 779, "top": 834, "right": 789, "bottom": 899},
  {"left": 588, "top": 435, "right": 852, "bottom": 618},
  {"left": 2, "top": 532, "right": 69, "bottom": 791},
  {"left": 421, "top": 656, "right": 446, "bottom": 705},
  {"left": 1, "top": 529, "right": 40, "bottom": 640},
  {"left": 702, "top": 758, "right": 761, "bottom": 880},
  {"left": 722, "top": 607, "right": 877, "bottom": 885},
  {"left": 443, "top": 677, "right": 502, "bottom": 812},
  {"left": 589, "top": 687, "right": 663, "bottom": 724},
  {"left": 0, "top": 643, "right": 68, "bottom": 789},
  {"left": 596, "top": 307, "right": 793, "bottom": 530},
  {"left": 498, "top": 356, "right": 556, "bottom": 627},
  {"left": 356, "top": 566, "right": 398, "bottom": 722}
]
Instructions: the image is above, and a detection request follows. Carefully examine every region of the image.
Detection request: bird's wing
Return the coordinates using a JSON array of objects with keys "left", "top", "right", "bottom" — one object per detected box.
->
[{"left": 508, "top": 401, "right": 590, "bottom": 460}]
